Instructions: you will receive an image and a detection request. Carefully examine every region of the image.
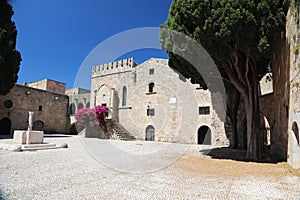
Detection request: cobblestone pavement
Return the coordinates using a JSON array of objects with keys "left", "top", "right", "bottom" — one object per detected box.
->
[{"left": 0, "top": 136, "right": 300, "bottom": 200}]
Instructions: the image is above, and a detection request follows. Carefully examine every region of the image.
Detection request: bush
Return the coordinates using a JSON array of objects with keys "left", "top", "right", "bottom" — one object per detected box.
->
[{"left": 74, "top": 106, "right": 109, "bottom": 128}]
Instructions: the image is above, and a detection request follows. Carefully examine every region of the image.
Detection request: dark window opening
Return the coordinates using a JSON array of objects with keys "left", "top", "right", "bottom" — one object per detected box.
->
[
  {"left": 199, "top": 106, "right": 210, "bottom": 115},
  {"left": 101, "top": 103, "right": 107, "bottom": 107},
  {"left": 149, "top": 68, "right": 154, "bottom": 75},
  {"left": 147, "top": 108, "right": 155, "bottom": 116},
  {"left": 38, "top": 105, "right": 43, "bottom": 111},
  {"left": 70, "top": 103, "right": 76, "bottom": 114},
  {"left": 122, "top": 86, "right": 127, "bottom": 107},
  {"left": 149, "top": 82, "right": 155, "bottom": 93}
]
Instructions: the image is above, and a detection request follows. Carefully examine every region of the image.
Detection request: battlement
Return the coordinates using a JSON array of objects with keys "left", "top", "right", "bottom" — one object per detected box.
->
[{"left": 92, "top": 57, "right": 136, "bottom": 78}]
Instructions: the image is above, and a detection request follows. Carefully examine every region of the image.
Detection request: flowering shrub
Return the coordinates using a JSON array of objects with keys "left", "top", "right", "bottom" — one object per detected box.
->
[{"left": 75, "top": 106, "right": 109, "bottom": 128}]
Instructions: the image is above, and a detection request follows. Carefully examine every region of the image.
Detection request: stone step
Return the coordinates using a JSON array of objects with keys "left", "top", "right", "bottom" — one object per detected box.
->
[{"left": 21, "top": 143, "right": 57, "bottom": 151}]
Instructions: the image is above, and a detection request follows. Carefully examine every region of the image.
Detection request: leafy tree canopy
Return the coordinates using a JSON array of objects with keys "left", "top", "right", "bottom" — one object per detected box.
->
[
  {"left": 0, "top": 0, "right": 21, "bottom": 95},
  {"left": 161, "top": 0, "right": 287, "bottom": 85}
]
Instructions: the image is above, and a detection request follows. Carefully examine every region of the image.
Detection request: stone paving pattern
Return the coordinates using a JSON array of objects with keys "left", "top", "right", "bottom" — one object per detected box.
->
[{"left": 0, "top": 136, "right": 299, "bottom": 199}]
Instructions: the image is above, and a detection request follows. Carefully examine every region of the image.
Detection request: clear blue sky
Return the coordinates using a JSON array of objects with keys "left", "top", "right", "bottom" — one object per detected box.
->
[{"left": 10, "top": 0, "right": 172, "bottom": 89}]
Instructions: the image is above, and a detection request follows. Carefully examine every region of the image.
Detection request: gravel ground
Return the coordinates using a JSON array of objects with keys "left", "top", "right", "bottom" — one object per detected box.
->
[{"left": 0, "top": 136, "right": 300, "bottom": 200}]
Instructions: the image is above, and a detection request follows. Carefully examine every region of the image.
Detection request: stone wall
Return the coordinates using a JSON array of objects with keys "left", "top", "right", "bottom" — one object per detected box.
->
[
  {"left": 29, "top": 79, "right": 66, "bottom": 95},
  {"left": 65, "top": 88, "right": 90, "bottom": 96},
  {"left": 287, "top": 4, "right": 300, "bottom": 168},
  {"left": 0, "top": 84, "right": 69, "bottom": 134},
  {"left": 270, "top": 4, "right": 300, "bottom": 164}
]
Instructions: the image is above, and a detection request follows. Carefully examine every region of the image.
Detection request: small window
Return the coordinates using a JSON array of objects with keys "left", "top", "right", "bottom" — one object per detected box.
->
[
  {"left": 38, "top": 105, "right": 43, "bottom": 111},
  {"left": 199, "top": 106, "right": 210, "bottom": 115},
  {"left": 3, "top": 100, "right": 13, "bottom": 109},
  {"left": 149, "top": 82, "right": 155, "bottom": 93},
  {"left": 147, "top": 108, "right": 155, "bottom": 116},
  {"left": 149, "top": 68, "right": 154, "bottom": 75},
  {"left": 122, "top": 86, "right": 127, "bottom": 107}
]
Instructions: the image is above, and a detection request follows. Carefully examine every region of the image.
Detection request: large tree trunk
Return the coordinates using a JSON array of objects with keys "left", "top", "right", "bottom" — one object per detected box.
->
[
  {"left": 242, "top": 62, "right": 261, "bottom": 160},
  {"left": 227, "top": 87, "right": 240, "bottom": 149}
]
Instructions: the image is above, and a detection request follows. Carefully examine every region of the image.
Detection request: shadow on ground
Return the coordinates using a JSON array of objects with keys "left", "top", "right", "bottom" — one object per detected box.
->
[
  {"left": 0, "top": 186, "right": 6, "bottom": 200},
  {"left": 44, "top": 134, "right": 73, "bottom": 138},
  {"left": 201, "top": 147, "right": 284, "bottom": 164}
]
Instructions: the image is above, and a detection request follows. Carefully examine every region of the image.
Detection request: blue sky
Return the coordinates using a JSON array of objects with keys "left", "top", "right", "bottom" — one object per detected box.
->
[{"left": 11, "top": 0, "right": 172, "bottom": 89}]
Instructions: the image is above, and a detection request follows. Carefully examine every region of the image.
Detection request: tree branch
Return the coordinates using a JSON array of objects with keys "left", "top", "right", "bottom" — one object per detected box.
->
[{"left": 223, "top": 63, "right": 248, "bottom": 96}]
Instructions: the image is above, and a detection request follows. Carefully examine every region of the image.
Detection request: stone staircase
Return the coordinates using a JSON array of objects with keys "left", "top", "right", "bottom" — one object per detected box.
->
[{"left": 110, "top": 122, "right": 135, "bottom": 141}]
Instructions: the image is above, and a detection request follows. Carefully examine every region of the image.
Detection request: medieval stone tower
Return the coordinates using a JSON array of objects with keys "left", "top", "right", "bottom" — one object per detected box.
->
[{"left": 91, "top": 57, "right": 228, "bottom": 145}]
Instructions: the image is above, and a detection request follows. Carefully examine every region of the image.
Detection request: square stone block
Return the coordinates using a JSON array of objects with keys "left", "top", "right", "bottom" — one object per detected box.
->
[{"left": 13, "top": 130, "right": 44, "bottom": 144}]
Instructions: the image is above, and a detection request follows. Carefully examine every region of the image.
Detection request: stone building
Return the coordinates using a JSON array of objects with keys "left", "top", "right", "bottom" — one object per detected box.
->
[
  {"left": 91, "top": 57, "right": 228, "bottom": 145},
  {"left": 0, "top": 84, "right": 69, "bottom": 136},
  {"left": 65, "top": 87, "right": 90, "bottom": 124},
  {"left": 28, "top": 79, "right": 66, "bottom": 95}
]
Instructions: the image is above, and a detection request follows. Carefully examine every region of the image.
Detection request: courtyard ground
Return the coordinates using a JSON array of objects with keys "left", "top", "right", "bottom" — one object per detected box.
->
[{"left": 0, "top": 135, "right": 299, "bottom": 199}]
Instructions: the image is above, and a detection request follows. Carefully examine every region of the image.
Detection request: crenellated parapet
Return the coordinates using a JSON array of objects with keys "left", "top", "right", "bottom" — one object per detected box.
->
[{"left": 92, "top": 57, "right": 136, "bottom": 78}]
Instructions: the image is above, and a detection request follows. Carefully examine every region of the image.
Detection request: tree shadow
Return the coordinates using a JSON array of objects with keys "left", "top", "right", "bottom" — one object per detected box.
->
[{"left": 201, "top": 147, "right": 284, "bottom": 164}]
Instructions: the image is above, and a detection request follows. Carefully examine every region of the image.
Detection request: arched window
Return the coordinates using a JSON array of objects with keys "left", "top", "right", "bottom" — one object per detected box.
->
[
  {"left": 145, "top": 125, "right": 155, "bottom": 141},
  {"left": 86, "top": 102, "right": 90, "bottom": 108},
  {"left": 122, "top": 86, "right": 127, "bottom": 107},
  {"left": 149, "top": 82, "right": 155, "bottom": 93}
]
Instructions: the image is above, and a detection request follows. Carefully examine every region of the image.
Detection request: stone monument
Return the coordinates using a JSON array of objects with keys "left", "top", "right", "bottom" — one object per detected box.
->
[{"left": 13, "top": 111, "right": 44, "bottom": 144}]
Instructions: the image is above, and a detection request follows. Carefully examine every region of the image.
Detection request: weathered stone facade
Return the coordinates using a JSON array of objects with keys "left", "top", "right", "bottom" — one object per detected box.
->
[
  {"left": 65, "top": 87, "right": 91, "bottom": 124},
  {"left": 257, "top": 4, "right": 300, "bottom": 168},
  {"left": 28, "top": 79, "right": 66, "bottom": 95},
  {"left": 286, "top": 4, "right": 300, "bottom": 168},
  {"left": 0, "top": 84, "right": 69, "bottom": 135},
  {"left": 91, "top": 58, "right": 228, "bottom": 145}
]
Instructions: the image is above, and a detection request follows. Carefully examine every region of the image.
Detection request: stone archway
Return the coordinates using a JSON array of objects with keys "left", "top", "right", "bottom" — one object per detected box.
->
[
  {"left": 145, "top": 125, "right": 155, "bottom": 141},
  {"left": 198, "top": 126, "right": 211, "bottom": 145},
  {"left": 77, "top": 102, "right": 84, "bottom": 110},
  {"left": 0, "top": 117, "right": 11, "bottom": 135}
]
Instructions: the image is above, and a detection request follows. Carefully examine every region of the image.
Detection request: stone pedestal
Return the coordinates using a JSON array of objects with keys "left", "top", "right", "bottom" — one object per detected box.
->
[{"left": 13, "top": 130, "right": 44, "bottom": 144}]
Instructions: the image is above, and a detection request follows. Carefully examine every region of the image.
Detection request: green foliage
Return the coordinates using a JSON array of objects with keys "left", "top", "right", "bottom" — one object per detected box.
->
[
  {"left": 0, "top": 0, "right": 21, "bottom": 95},
  {"left": 161, "top": 0, "right": 287, "bottom": 84}
]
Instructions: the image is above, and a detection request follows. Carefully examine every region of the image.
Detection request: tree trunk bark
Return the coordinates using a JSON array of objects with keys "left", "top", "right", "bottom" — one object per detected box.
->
[
  {"left": 243, "top": 82, "right": 261, "bottom": 160},
  {"left": 227, "top": 88, "right": 240, "bottom": 149}
]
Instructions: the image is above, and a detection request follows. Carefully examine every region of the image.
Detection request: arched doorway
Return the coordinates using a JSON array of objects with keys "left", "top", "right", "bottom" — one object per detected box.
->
[
  {"left": 33, "top": 120, "right": 44, "bottom": 131},
  {"left": 77, "top": 102, "right": 84, "bottom": 110},
  {"left": 198, "top": 126, "right": 211, "bottom": 145},
  {"left": 145, "top": 125, "right": 155, "bottom": 141},
  {"left": 292, "top": 122, "right": 299, "bottom": 146},
  {"left": 0, "top": 117, "right": 11, "bottom": 135}
]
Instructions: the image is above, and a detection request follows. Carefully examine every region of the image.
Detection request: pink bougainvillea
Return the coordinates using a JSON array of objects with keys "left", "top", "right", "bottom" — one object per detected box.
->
[{"left": 75, "top": 106, "right": 109, "bottom": 127}]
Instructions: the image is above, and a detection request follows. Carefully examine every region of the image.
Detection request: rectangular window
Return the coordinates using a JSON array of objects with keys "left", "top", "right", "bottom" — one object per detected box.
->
[
  {"left": 149, "top": 68, "right": 154, "bottom": 75},
  {"left": 199, "top": 106, "right": 210, "bottom": 115},
  {"left": 38, "top": 105, "right": 43, "bottom": 111},
  {"left": 147, "top": 108, "right": 155, "bottom": 116}
]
